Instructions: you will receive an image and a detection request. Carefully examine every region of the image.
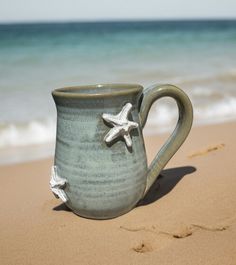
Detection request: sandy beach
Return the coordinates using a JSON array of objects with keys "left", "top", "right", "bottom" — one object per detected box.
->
[{"left": 0, "top": 121, "right": 236, "bottom": 265}]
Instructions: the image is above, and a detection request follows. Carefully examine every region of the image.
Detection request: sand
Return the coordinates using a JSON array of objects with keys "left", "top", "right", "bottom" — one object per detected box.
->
[{"left": 0, "top": 122, "right": 236, "bottom": 265}]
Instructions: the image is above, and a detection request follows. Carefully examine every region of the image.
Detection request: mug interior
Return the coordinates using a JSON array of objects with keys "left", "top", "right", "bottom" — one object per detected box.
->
[{"left": 52, "top": 84, "right": 143, "bottom": 98}]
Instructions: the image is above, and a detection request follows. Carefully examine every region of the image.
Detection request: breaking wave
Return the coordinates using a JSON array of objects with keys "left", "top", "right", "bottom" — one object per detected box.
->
[
  {"left": 0, "top": 118, "right": 56, "bottom": 148},
  {"left": 1, "top": 93, "right": 236, "bottom": 145}
]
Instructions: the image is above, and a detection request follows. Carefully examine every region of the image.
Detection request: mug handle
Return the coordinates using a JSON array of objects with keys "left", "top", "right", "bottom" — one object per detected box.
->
[{"left": 139, "top": 84, "right": 193, "bottom": 198}]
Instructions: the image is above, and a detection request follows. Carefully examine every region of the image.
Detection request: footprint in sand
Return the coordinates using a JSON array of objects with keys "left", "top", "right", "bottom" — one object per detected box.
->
[
  {"left": 121, "top": 221, "right": 229, "bottom": 240},
  {"left": 121, "top": 221, "right": 230, "bottom": 254},
  {"left": 191, "top": 223, "right": 229, "bottom": 232},
  {"left": 160, "top": 226, "right": 193, "bottom": 239},
  {"left": 132, "top": 241, "right": 153, "bottom": 253},
  {"left": 188, "top": 143, "right": 225, "bottom": 158},
  {"left": 120, "top": 224, "right": 193, "bottom": 239}
]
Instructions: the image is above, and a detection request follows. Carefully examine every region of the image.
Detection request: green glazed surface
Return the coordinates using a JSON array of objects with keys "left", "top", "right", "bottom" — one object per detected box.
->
[{"left": 52, "top": 83, "right": 193, "bottom": 219}]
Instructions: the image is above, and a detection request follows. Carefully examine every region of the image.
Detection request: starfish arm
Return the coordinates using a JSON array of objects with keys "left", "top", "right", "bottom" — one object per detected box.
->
[
  {"left": 128, "top": 121, "right": 139, "bottom": 130},
  {"left": 119, "top": 103, "right": 132, "bottom": 120},
  {"left": 102, "top": 113, "right": 123, "bottom": 126},
  {"left": 123, "top": 134, "right": 132, "bottom": 147},
  {"left": 50, "top": 172, "right": 57, "bottom": 188},
  {"left": 51, "top": 188, "right": 60, "bottom": 199},
  {"left": 49, "top": 166, "right": 68, "bottom": 202},
  {"left": 56, "top": 189, "right": 68, "bottom": 203},
  {"left": 104, "top": 126, "right": 122, "bottom": 143},
  {"left": 50, "top": 172, "right": 66, "bottom": 189}
]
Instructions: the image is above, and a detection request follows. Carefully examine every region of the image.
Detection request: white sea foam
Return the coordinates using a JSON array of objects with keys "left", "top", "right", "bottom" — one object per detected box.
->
[
  {"left": 1, "top": 95, "right": 236, "bottom": 147},
  {"left": 194, "top": 97, "right": 236, "bottom": 124},
  {"left": 0, "top": 119, "right": 56, "bottom": 148},
  {"left": 144, "top": 95, "right": 236, "bottom": 135}
]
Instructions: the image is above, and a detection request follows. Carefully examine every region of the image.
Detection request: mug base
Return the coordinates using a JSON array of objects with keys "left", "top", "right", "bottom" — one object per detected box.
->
[{"left": 67, "top": 205, "right": 135, "bottom": 220}]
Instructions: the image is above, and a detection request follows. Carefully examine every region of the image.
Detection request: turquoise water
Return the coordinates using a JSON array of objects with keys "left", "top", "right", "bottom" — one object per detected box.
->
[{"left": 0, "top": 20, "right": 236, "bottom": 157}]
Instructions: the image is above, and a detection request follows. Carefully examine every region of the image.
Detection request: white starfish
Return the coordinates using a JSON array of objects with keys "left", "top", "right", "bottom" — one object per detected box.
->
[
  {"left": 102, "top": 103, "right": 139, "bottom": 147},
  {"left": 49, "top": 166, "right": 68, "bottom": 203}
]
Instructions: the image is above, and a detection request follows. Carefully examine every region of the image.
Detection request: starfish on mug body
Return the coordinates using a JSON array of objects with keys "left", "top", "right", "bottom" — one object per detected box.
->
[{"left": 102, "top": 103, "right": 139, "bottom": 147}]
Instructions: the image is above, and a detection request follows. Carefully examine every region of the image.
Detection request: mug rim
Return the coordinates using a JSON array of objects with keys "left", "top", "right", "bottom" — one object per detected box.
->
[{"left": 52, "top": 83, "right": 143, "bottom": 98}]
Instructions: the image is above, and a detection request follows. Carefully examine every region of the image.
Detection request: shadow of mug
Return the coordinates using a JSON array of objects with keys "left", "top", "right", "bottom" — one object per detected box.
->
[{"left": 138, "top": 166, "right": 196, "bottom": 206}]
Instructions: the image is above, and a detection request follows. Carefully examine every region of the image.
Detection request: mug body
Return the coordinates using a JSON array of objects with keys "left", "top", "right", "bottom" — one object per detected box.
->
[{"left": 52, "top": 84, "right": 147, "bottom": 219}]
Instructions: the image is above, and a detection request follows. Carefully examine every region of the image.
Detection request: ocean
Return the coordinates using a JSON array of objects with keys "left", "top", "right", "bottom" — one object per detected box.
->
[{"left": 0, "top": 20, "right": 236, "bottom": 164}]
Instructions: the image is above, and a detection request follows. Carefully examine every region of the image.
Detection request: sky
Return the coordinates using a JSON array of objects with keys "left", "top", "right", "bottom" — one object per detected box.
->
[{"left": 0, "top": 0, "right": 236, "bottom": 23}]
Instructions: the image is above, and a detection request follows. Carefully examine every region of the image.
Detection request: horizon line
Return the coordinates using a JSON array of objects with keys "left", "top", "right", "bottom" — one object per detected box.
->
[{"left": 1, "top": 17, "right": 236, "bottom": 25}]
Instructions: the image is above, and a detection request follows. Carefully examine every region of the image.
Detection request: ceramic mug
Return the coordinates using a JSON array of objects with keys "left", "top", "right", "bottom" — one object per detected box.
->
[{"left": 50, "top": 84, "right": 193, "bottom": 219}]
